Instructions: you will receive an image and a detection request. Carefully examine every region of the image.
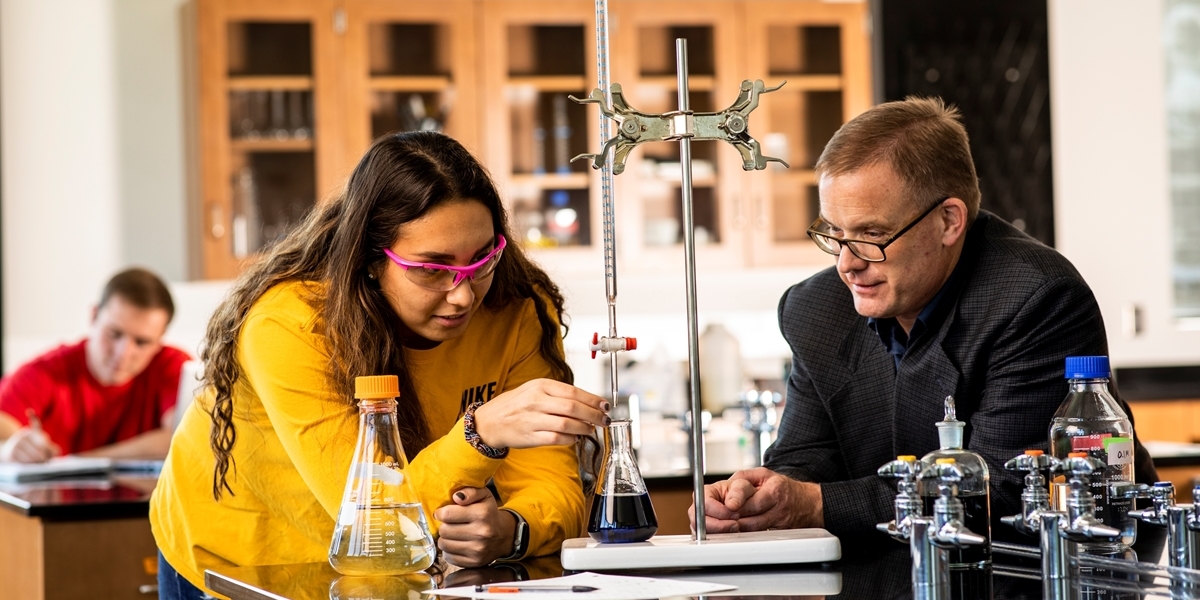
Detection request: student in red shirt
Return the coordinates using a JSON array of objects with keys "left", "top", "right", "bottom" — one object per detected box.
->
[{"left": 0, "top": 268, "right": 191, "bottom": 463}]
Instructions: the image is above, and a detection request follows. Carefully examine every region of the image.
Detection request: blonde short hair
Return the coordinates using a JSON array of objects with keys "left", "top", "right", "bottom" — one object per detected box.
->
[{"left": 815, "top": 96, "right": 981, "bottom": 223}]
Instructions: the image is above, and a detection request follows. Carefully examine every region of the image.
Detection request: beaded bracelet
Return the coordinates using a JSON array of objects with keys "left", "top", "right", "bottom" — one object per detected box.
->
[{"left": 463, "top": 399, "right": 509, "bottom": 459}]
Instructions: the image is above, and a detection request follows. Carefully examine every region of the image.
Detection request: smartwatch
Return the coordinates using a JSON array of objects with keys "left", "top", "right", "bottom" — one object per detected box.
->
[{"left": 496, "top": 508, "right": 529, "bottom": 562}]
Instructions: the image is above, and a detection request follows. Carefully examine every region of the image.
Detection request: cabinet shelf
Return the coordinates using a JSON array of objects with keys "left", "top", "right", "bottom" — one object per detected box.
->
[
  {"left": 230, "top": 138, "right": 315, "bottom": 152},
  {"left": 227, "top": 76, "right": 313, "bottom": 90},
  {"left": 637, "top": 75, "right": 715, "bottom": 91},
  {"left": 769, "top": 169, "right": 818, "bottom": 185},
  {"left": 769, "top": 74, "right": 842, "bottom": 91},
  {"left": 510, "top": 172, "right": 590, "bottom": 190},
  {"left": 507, "top": 75, "right": 588, "bottom": 91},
  {"left": 369, "top": 75, "right": 453, "bottom": 92}
]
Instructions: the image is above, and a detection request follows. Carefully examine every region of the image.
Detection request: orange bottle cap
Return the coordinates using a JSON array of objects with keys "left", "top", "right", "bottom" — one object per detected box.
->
[
  {"left": 1068, "top": 452, "right": 1088, "bottom": 458},
  {"left": 1025, "top": 450, "right": 1044, "bottom": 456},
  {"left": 935, "top": 458, "right": 956, "bottom": 465},
  {"left": 355, "top": 375, "right": 400, "bottom": 399},
  {"left": 897, "top": 455, "right": 917, "bottom": 462}
]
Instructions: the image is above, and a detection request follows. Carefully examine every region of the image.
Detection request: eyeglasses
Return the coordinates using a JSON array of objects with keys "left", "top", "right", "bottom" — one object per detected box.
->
[
  {"left": 806, "top": 197, "right": 949, "bottom": 263},
  {"left": 384, "top": 235, "right": 507, "bottom": 291}
]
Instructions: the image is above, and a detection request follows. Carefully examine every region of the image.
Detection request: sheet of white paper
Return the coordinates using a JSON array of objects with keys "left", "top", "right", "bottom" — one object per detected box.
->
[{"left": 426, "top": 571, "right": 736, "bottom": 600}]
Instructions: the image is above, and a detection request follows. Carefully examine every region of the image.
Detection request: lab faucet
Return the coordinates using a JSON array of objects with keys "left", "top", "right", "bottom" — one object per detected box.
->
[
  {"left": 739, "top": 390, "right": 781, "bottom": 467},
  {"left": 877, "top": 456, "right": 986, "bottom": 600},
  {"left": 1001, "top": 452, "right": 1121, "bottom": 599}
]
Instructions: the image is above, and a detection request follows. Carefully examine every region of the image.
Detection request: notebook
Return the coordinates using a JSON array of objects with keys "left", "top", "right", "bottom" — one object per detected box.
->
[{"left": 0, "top": 456, "right": 114, "bottom": 483}]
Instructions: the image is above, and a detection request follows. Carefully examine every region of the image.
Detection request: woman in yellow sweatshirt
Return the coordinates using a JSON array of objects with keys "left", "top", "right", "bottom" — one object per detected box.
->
[{"left": 151, "top": 131, "right": 608, "bottom": 598}]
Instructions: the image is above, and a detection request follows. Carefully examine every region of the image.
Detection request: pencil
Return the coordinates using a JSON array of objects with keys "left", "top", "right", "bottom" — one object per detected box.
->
[{"left": 25, "top": 408, "right": 41, "bottom": 432}]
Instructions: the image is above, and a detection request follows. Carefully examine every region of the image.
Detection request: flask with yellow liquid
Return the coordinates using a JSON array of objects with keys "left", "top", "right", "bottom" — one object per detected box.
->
[{"left": 328, "top": 375, "right": 436, "bottom": 575}]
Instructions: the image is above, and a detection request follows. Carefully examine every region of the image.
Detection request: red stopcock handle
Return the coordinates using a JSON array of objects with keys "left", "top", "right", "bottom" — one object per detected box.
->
[{"left": 590, "top": 332, "right": 637, "bottom": 359}]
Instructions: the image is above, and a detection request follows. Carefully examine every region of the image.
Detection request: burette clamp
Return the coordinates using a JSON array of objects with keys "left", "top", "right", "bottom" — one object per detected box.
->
[
  {"left": 590, "top": 332, "right": 637, "bottom": 359},
  {"left": 569, "top": 79, "right": 789, "bottom": 175}
]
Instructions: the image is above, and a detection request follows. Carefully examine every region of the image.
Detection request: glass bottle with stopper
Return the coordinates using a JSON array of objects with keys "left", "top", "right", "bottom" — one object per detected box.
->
[
  {"left": 919, "top": 395, "right": 991, "bottom": 568},
  {"left": 329, "top": 375, "right": 436, "bottom": 575},
  {"left": 588, "top": 419, "right": 658, "bottom": 543}
]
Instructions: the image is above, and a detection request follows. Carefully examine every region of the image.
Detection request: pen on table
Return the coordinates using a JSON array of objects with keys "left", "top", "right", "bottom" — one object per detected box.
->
[{"left": 474, "top": 585, "right": 599, "bottom": 594}]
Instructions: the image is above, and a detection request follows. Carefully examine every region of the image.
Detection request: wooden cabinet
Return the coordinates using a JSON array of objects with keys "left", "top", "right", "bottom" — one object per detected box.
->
[
  {"left": 744, "top": 0, "right": 873, "bottom": 266},
  {"left": 196, "top": 0, "right": 343, "bottom": 279},
  {"left": 192, "top": 0, "right": 870, "bottom": 279},
  {"left": 195, "top": 0, "right": 478, "bottom": 279},
  {"left": 479, "top": 0, "right": 602, "bottom": 274}
]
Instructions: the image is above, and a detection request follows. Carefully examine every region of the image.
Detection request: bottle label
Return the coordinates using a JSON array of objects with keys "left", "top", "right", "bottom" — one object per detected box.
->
[
  {"left": 1103, "top": 436, "right": 1134, "bottom": 466},
  {"left": 1071, "top": 433, "right": 1111, "bottom": 451}
]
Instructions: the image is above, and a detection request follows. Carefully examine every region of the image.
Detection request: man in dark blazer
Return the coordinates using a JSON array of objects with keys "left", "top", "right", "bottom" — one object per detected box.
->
[{"left": 691, "top": 97, "right": 1156, "bottom": 541}]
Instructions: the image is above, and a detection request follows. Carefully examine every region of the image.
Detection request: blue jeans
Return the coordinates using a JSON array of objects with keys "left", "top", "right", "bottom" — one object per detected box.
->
[{"left": 157, "top": 551, "right": 211, "bottom": 600}]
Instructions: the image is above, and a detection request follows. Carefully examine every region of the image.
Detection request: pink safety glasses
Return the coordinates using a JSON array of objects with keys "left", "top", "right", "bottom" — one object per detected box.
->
[{"left": 383, "top": 235, "right": 507, "bottom": 291}]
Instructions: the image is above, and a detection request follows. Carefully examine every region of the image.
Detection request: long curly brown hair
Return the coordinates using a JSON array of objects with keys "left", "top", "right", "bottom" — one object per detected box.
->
[{"left": 202, "top": 131, "right": 576, "bottom": 500}]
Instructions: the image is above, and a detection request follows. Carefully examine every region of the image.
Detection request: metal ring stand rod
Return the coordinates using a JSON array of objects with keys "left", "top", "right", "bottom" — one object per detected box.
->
[{"left": 674, "top": 38, "right": 708, "bottom": 542}]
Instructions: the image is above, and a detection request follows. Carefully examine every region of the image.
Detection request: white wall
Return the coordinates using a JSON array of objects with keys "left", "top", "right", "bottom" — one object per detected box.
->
[
  {"left": 1, "top": 0, "right": 121, "bottom": 366},
  {"left": 1, "top": 0, "right": 196, "bottom": 369},
  {"left": 1049, "top": 0, "right": 1200, "bottom": 367},
  {"left": 1, "top": 0, "right": 1196, "bottom": 378}
]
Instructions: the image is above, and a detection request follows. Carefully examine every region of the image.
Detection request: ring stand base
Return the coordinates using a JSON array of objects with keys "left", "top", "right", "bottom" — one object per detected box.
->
[{"left": 560, "top": 529, "right": 841, "bottom": 571}]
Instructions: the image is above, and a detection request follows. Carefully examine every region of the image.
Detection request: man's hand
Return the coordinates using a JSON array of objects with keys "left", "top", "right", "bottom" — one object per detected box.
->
[
  {"left": 434, "top": 487, "right": 515, "bottom": 567},
  {"left": 689, "top": 478, "right": 759, "bottom": 533},
  {"left": 688, "top": 467, "right": 824, "bottom": 533},
  {"left": 0, "top": 428, "right": 60, "bottom": 463}
]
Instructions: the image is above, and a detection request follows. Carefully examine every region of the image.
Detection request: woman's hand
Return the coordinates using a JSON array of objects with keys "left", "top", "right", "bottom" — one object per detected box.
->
[
  {"left": 435, "top": 487, "right": 513, "bottom": 567},
  {"left": 472, "top": 379, "right": 609, "bottom": 449}
]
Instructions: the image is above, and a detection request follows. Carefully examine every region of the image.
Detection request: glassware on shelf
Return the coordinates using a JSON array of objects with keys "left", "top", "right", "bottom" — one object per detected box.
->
[
  {"left": 249, "top": 91, "right": 269, "bottom": 140},
  {"left": 289, "top": 91, "right": 310, "bottom": 140},
  {"left": 269, "top": 90, "right": 289, "bottom": 140},
  {"left": 231, "top": 166, "right": 261, "bottom": 259},
  {"left": 552, "top": 94, "right": 571, "bottom": 174},
  {"left": 544, "top": 190, "right": 578, "bottom": 245},
  {"left": 588, "top": 419, "right": 658, "bottom": 544},
  {"left": 329, "top": 375, "right": 436, "bottom": 575}
]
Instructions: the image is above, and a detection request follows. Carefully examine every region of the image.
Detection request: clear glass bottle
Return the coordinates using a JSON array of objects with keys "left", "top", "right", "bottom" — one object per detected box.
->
[
  {"left": 329, "top": 375, "right": 436, "bottom": 575},
  {"left": 919, "top": 396, "right": 991, "bottom": 568},
  {"left": 1049, "top": 355, "right": 1136, "bottom": 551},
  {"left": 588, "top": 419, "right": 658, "bottom": 543}
]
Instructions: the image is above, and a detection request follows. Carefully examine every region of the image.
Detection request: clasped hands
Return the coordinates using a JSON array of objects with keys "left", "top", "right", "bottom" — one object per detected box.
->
[{"left": 689, "top": 467, "right": 824, "bottom": 533}]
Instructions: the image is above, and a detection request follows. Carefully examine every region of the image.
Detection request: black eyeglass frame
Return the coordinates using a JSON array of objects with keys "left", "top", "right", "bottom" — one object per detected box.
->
[{"left": 806, "top": 197, "right": 951, "bottom": 263}]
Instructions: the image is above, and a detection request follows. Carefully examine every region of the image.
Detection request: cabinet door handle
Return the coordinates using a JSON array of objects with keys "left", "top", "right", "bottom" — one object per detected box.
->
[
  {"left": 209, "top": 203, "right": 226, "bottom": 239},
  {"left": 732, "top": 194, "right": 746, "bottom": 229}
]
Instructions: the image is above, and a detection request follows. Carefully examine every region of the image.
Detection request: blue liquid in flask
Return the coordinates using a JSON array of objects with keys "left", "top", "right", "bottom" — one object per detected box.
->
[{"left": 588, "top": 492, "right": 657, "bottom": 543}]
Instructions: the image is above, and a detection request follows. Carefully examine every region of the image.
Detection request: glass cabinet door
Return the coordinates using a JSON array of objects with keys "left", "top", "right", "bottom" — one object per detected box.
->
[
  {"left": 610, "top": 0, "right": 746, "bottom": 271},
  {"left": 744, "top": 0, "right": 872, "bottom": 267},
  {"left": 343, "top": 1, "right": 479, "bottom": 160},
  {"left": 480, "top": 0, "right": 600, "bottom": 272},
  {"left": 198, "top": 0, "right": 342, "bottom": 279}
]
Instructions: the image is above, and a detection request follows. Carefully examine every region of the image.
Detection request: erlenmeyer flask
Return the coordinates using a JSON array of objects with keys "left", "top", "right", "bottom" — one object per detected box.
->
[
  {"left": 588, "top": 419, "right": 658, "bottom": 543},
  {"left": 329, "top": 376, "right": 436, "bottom": 575}
]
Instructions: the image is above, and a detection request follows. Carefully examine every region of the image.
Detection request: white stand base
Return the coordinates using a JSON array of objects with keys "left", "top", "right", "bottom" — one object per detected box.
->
[{"left": 560, "top": 529, "right": 841, "bottom": 571}]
